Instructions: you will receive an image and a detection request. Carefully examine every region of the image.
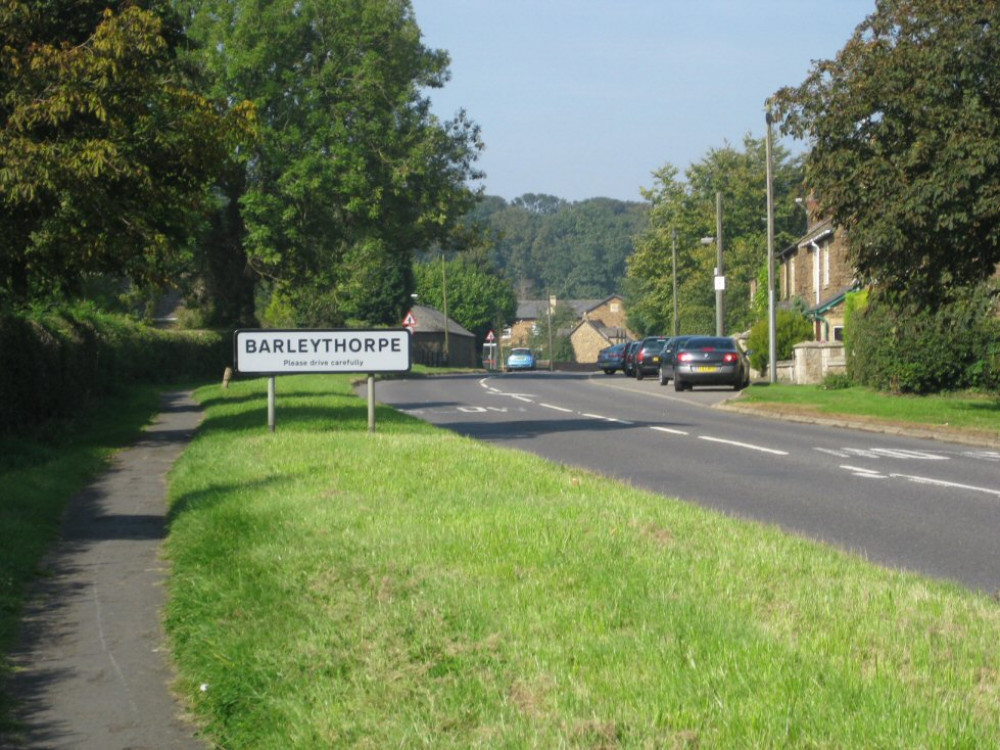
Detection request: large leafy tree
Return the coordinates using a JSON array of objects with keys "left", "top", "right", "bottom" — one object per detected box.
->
[
  {"left": 626, "top": 136, "right": 805, "bottom": 337},
  {"left": 178, "top": 0, "right": 484, "bottom": 327},
  {"left": 774, "top": 0, "right": 1000, "bottom": 305},
  {"left": 0, "top": 0, "right": 252, "bottom": 305},
  {"left": 413, "top": 251, "right": 516, "bottom": 342}
]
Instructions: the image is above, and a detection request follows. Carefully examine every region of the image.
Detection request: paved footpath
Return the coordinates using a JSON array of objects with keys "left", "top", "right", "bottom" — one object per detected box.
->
[{"left": 2, "top": 391, "right": 208, "bottom": 750}]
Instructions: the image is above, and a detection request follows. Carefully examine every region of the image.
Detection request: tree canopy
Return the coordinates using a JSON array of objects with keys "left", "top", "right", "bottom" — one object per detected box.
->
[
  {"left": 466, "top": 194, "right": 648, "bottom": 300},
  {"left": 413, "top": 251, "right": 517, "bottom": 342},
  {"left": 0, "top": 0, "right": 252, "bottom": 305},
  {"left": 774, "top": 0, "right": 1000, "bottom": 305},
  {"left": 625, "top": 136, "right": 805, "bottom": 337},
  {"left": 178, "top": 0, "right": 484, "bottom": 327}
]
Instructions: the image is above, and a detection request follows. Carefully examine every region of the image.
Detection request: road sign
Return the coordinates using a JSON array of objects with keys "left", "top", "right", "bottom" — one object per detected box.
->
[
  {"left": 486, "top": 329, "right": 495, "bottom": 342},
  {"left": 402, "top": 312, "right": 416, "bottom": 329},
  {"left": 234, "top": 329, "right": 411, "bottom": 375}
]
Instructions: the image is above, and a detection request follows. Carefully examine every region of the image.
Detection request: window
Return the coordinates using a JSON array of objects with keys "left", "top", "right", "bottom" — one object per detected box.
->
[
  {"left": 833, "top": 326, "right": 844, "bottom": 342},
  {"left": 610, "top": 302, "right": 620, "bottom": 313}
]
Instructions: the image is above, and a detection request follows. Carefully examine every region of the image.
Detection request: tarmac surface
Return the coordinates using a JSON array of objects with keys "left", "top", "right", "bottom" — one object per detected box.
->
[{"left": 2, "top": 391, "right": 207, "bottom": 750}]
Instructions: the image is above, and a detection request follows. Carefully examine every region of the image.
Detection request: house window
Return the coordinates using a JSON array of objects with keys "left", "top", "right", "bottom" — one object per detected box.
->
[
  {"left": 502, "top": 327, "right": 512, "bottom": 340},
  {"left": 833, "top": 326, "right": 844, "bottom": 342},
  {"left": 531, "top": 323, "right": 540, "bottom": 335},
  {"left": 789, "top": 257, "right": 796, "bottom": 296},
  {"left": 610, "top": 302, "right": 620, "bottom": 313}
]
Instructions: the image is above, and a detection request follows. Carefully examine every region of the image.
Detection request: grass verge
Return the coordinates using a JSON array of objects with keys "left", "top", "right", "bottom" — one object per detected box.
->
[
  {"left": 0, "top": 385, "right": 166, "bottom": 729},
  {"left": 736, "top": 384, "right": 1000, "bottom": 441},
  {"left": 165, "top": 375, "right": 1000, "bottom": 748}
]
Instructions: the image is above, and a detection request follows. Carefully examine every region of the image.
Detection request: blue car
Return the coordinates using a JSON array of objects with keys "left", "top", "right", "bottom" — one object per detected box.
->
[{"left": 505, "top": 347, "right": 536, "bottom": 371}]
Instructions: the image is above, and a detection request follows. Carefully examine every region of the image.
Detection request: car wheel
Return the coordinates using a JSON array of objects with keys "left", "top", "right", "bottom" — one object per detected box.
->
[
  {"left": 603, "top": 369, "right": 613, "bottom": 375},
  {"left": 636, "top": 370, "right": 644, "bottom": 381},
  {"left": 674, "top": 378, "right": 685, "bottom": 392},
  {"left": 659, "top": 369, "right": 668, "bottom": 386}
]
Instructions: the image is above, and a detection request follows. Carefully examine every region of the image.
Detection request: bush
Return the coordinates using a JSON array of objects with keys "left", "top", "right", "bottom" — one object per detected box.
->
[
  {"left": 746, "top": 309, "right": 814, "bottom": 374},
  {"left": 0, "top": 304, "right": 228, "bottom": 435},
  {"left": 848, "top": 284, "right": 1000, "bottom": 394}
]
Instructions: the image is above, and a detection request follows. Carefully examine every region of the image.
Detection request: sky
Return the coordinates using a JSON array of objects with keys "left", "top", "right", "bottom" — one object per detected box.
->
[{"left": 409, "top": 0, "right": 876, "bottom": 204}]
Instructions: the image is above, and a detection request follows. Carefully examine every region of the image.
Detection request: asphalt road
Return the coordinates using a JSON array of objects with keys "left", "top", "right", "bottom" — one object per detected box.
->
[{"left": 373, "top": 371, "right": 1000, "bottom": 594}]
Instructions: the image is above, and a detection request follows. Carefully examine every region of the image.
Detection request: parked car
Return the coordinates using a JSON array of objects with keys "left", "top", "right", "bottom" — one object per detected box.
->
[
  {"left": 657, "top": 335, "right": 694, "bottom": 385},
  {"left": 672, "top": 336, "right": 750, "bottom": 391},
  {"left": 596, "top": 342, "right": 629, "bottom": 374},
  {"left": 505, "top": 347, "right": 536, "bottom": 371},
  {"left": 633, "top": 336, "right": 670, "bottom": 380},
  {"left": 621, "top": 340, "right": 641, "bottom": 377}
]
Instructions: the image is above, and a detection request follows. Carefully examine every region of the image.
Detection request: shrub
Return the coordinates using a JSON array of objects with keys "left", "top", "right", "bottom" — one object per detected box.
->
[
  {"left": 848, "top": 284, "right": 999, "bottom": 394},
  {"left": 746, "top": 309, "right": 814, "bottom": 374}
]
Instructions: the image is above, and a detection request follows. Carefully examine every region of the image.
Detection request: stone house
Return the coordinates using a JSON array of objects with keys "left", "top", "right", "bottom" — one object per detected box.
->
[
  {"left": 778, "top": 216, "right": 857, "bottom": 343},
  {"left": 505, "top": 295, "right": 634, "bottom": 363}
]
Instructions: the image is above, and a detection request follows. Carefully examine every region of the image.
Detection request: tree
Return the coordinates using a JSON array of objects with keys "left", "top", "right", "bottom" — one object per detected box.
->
[
  {"left": 413, "top": 251, "right": 516, "bottom": 342},
  {"left": 0, "top": 0, "right": 252, "bottom": 305},
  {"left": 774, "top": 0, "right": 1000, "bottom": 306},
  {"left": 626, "top": 137, "right": 804, "bottom": 337},
  {"left": 178, "top": 0, "right": 484, "bottom": 327}
]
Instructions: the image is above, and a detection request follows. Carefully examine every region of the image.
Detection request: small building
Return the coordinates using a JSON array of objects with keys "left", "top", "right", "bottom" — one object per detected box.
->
[{"left": 404, "top": 304, "right": 477, "bottom": 368}]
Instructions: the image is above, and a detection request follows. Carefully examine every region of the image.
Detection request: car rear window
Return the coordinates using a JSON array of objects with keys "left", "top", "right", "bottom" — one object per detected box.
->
[{"left": 682, "top": 337, "right": 736, "bottom": 351}]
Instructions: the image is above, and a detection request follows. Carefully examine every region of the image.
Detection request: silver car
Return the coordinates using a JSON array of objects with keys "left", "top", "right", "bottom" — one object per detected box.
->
[{"left": 672, "top": 336, "right": 750, "bottom": 391}]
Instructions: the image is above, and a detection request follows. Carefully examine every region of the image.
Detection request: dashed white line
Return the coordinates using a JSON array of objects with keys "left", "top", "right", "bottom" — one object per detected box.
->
[
  {"left": 511, "top": 395, "right": 533, "bottom": 403},
  {"left": 649, "top": 426, "right": 690, "bottom": 436},
  {"left": 540, "top": 403, "right": 573, "bottom": 413},
  {"left": 698, "top": 436, "right": 789, "bottom": 455},
  {"left": 889, "top": 473, "right": 1000, "bottom": 498}
]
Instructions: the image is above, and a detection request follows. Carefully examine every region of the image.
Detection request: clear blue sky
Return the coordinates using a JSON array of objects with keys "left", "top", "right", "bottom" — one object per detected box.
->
[{"left": 410, "top": 0, "right": 875, "bottom": 203}]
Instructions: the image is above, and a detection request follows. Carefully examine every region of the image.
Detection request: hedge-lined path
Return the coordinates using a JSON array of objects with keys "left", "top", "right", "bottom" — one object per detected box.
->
[{"left": 2, "top": 391, "right": 207, "bottom": 749}]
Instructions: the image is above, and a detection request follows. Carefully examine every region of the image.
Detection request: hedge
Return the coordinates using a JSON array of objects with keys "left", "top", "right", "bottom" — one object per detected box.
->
[
  {"left": 847, "top": 285, "right": 1000, "bottom": 394},
  {"left": 0, "top": 307, "right": 230, "bottom": 435}
]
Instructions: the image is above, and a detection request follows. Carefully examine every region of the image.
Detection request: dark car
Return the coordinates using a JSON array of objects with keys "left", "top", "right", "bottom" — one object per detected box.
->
[
  {"left": 621, "top": 340, "right": 641, "bottom": 377},
  {"left": 672, "top": 336, "right": 750, "bottom": 391},
  {"left": 596, "top": 342, "right": 629, "bottom": 374},
  {"left": 657, "top": 335, "right": 694, "bottom": 385},
  {"left": 632, "top": 336, "right": 670, "bottom": 380}
]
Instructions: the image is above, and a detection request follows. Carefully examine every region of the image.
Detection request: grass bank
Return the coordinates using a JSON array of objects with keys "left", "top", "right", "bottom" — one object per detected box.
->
[
  {"left": 736, "top": 384, "right": 1000, "bottom": 443},
  {"left": 165, "top": 375, "right": 1000, "bottom": 748}
]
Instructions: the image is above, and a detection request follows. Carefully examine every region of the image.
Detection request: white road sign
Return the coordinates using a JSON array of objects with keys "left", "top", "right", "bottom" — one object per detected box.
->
[{"left": 234, "top": 329, "right": 411, "bottom": 374}]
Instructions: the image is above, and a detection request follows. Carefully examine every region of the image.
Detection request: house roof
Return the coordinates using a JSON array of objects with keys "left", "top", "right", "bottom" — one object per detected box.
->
[
  {"left": 806, "top": 284, "right": 859, "bottom": 316},
  {"left": 515, "top": 294, "right": 623, "bottom": 320},
  {"left": 405, "top": 305, "right": 474, "bottom": 337},
  {"left": 779, "top": 219, "right": 837, "bottom": 261}
]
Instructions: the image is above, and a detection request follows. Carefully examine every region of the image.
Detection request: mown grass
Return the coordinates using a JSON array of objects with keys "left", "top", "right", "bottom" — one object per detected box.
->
[
  {"left": 165, "top": 375, "right": 1000, "bottom": 748},
  {"left": 738, "top": 384, "right": 1000, "bottom": 438},
  {"left": 0, "top": 385, "right": 166, "bottom": 730}
]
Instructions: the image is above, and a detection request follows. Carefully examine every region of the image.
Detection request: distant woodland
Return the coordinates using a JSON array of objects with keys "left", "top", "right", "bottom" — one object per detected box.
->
[{"left": 464, "top": 194, "right": 649, "bottom": 300}]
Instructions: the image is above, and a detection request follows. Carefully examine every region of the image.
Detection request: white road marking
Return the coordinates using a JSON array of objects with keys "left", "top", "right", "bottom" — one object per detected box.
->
[
  {"left": 582, "top": 413, "right": 634, "bottom": 425},
  {"left": 815, "top": 447, "right": 850, "bottom": 458},
  {"left": 698, "top": 436, "right": 789, "bottom": 455},
  {"left": 841, "top": 465, "right": 888, "bottom": 478},
  {"left": 649, "top": 426, "right": 690, "bottom": 436},
  {"left": 511, "top": 395, "right": 533, "bottom": 403},
  {"left": 964, "top": 451, "right": 1000, "bottom": 462},
  {"left": 540, "top": 403, "right": 573, "bottom": 413},
  {"left": 889, "top": 473, "right": 1000, "bottom": 498}
]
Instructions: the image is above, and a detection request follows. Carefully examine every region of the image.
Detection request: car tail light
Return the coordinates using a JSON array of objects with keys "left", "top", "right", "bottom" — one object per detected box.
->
[
  {"left": 678, "top": 352, "right": 693, "bottom": 362},
  {"left": 723, "top": 353, "right": 739, "bottom": 363},
  {"left": 637, "top": 351, "right": 645, "bottom": 363}
]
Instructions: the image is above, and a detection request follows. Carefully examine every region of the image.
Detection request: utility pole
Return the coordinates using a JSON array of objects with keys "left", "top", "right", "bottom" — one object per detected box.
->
[
  {"left": 765, "top": 101, "right": 778, "bottom": 383},
  {"left": 671, "top": 228, "right": 679, "bottom": 337},
  {"left": 441, "top": 254, "right": 450, "bottom": 365},
  {"left": 714, "top": 192, "right": 725, "bottom": 337}
]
